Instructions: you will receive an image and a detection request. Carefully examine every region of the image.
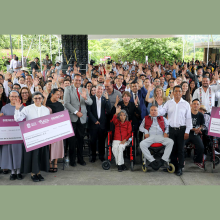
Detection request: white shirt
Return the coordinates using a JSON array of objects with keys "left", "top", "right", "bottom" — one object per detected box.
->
[
  {"left": 192, "top": 81, "right": 220, "bottom": 113},
  {"left": 10, "top": 59, "right": 15, "bottom": 69},
  {"left": 158, "top": 98, "right": 192, "bottom": 134},
  {"left": 14, "top": 103, "right": 50, "bottom": 121},
  {"left": 96, "top": 96, "right": 101, "bottom": 119},
  {"left": 13, "top": 60, "right": 21, "bottom": 72}
]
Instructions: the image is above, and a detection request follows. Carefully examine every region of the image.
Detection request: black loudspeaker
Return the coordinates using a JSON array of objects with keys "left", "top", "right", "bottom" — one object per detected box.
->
[{"left": 61, "top": 35, "right": 88, "bottom": 74}]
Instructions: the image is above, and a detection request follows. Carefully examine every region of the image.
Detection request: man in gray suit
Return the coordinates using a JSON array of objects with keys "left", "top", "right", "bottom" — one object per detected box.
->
[{"left": 64, "top": 74, "right": 93, "bottom": 166}]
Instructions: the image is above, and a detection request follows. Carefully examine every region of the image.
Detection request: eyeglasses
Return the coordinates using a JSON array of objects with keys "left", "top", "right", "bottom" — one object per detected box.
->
[
  {"left": 13, "top": 87, "right": 20, "bottom": 90},
  {"left": 10, "top": 96, "right": 18, "bottom": 98},
  {"left": 0, "top": 86, "right": 3, "bottom": 89},
  {"left": 33, "top": 97, "right": 42, "bottom": 100},
  {"left": 21, "top": 92, "right": 28, "bottom": 95}
]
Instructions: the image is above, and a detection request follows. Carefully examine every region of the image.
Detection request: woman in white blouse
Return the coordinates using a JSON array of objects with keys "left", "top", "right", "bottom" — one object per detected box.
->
[{"left": 14, "top": 91, "right": 50, "bottom": 182}]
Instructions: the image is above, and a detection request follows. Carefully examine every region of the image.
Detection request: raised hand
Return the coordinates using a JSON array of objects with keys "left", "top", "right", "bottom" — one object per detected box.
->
[
  {"left": 115, "top": 95, "right": 120, "bottom": 107},
  {"left": 33, "top": 78, "right": 39, "bottom": 87},
  {"left": 80, "top": 88, "right": 87, "bottom": 100},
  {"left": 149, "top": 84, "right": 155, "bottom": 92},
  {"left": 15, "top": 98, "right": 22, "bottom": 110},
  {"left": 104, "top": 91, "right": 108, "bottom": 100},
  {"left": 213, "top": 69, "right": 219, "bottom": 81},
  {"left": 134, "top": 96, "right": 138, "bottom": 106},
  {"left": 116, "top": 105, "right": 121, "bottom": 115}
]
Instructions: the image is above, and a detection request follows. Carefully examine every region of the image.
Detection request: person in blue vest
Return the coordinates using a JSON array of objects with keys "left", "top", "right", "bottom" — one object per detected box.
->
[{"left": 139, "top": 104, "right": 174, "bottom": 170}]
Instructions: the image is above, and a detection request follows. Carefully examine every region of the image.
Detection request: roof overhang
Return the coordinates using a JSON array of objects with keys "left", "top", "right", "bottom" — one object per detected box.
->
[
  {"left": 195, "top": 42, "right": 220, "bottom": 49},
  {"left": 56, "top": 35, "right": 183, "bottom": 40}
]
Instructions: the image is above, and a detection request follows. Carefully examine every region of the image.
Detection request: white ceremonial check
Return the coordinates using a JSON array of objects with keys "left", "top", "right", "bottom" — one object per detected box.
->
[
  {"left": 0, "top": 127, "right": 23, "bottom": 142},
  {"left": 19, "top": 110, "right": 75, "bottom": 152},
  {"left": 209, "top": 118, "right": 220, "bottom": 134},
  {"left": 23, "top": 120, "right": 73, "bottom": 149},
  {"left": 0, "top": 116, "right": 24, "bottom": 145}
]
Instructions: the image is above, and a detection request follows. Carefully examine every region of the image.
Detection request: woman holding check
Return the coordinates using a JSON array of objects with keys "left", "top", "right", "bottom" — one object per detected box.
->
[
  {"left": 0, "top": 90, "right": 24, "bottom": 180},
  {"left": 14, "top": 91, "right": 50, "bottom": 182}
]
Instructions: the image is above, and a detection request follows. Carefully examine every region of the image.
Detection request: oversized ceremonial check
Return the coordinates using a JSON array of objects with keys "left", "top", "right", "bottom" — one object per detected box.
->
[
  {"left": 19, "top": 110, "right": 74, "bottom": 152},
  {"left": 0, "top": 116, "right": 24, "bottom": 145},
  {"left": 208, "top": 107, "right": 220, "bottom": 138}
]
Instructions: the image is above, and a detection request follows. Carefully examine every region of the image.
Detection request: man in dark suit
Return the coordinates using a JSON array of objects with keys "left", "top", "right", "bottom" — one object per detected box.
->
[
  {"left": 130, "top": 81, "right": 148, "bottom": 120},
  {"left": 64, "top": 74, "right": 93, "bottom": 166},
  {"left": 87, "top": 84, "right": 111, "bottom": 162}
]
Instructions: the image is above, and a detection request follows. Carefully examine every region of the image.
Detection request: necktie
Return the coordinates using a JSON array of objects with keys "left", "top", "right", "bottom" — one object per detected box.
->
[{"left": 76, "top": 88, "right": 81, "bottom": 112}]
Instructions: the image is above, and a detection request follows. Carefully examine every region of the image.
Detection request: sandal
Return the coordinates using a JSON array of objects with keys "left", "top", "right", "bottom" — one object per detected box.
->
[
  {"left": 53, "top": 163, "right": 58, "bottom": 173},
  {"left": 49, "top": 161, "right": 54, "bottom": 173}
]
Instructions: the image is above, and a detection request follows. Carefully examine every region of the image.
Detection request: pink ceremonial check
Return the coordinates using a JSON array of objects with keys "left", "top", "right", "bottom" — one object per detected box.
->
[
  {"left": 208, "top": 107, "right": 220, "bottom": 138},
  {"left": 0, "top": 116, "right": 24, "bottom": 145},
  {"left": 19, "top": 110, "right": 75, "bottom": 152}
]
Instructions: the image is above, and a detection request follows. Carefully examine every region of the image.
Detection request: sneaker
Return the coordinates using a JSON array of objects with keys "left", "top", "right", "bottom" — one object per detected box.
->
[
  {"left": 118, "top": 165, "right": 123, "bottom": 172},
  {"left": 194, "top": 162, "right": 204, "bottom": 169}
]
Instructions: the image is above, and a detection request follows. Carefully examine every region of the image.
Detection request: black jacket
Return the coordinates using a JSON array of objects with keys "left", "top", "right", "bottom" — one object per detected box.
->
[{"left": 87, "top": 95, "right": 111, "bottom": 130}]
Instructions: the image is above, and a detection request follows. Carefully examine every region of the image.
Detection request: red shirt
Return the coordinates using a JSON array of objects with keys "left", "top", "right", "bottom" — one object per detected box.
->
[{"left": 112, "top": 115, "right": 132, "bottom": 141}]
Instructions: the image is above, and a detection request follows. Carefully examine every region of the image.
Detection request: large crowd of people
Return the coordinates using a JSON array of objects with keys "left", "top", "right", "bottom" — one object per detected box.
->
[{"left": 0, "top": 53, "right": 220, "bottom": 182}]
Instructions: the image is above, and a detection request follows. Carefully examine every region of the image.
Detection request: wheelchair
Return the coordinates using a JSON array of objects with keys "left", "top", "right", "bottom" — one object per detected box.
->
[
  {"left": 102, "top": 122, "right": 137, "bottom": 171},
  {"left": 140, "top": 134, "right": 175, "bottom": 173},
  {"left": 185, "top": 135, "right": 220, "bottom": 172}
]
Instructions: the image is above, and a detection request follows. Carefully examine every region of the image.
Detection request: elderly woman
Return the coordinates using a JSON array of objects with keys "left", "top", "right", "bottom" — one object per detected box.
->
[
  {"left": 0, "top": 90, "right": 24, "bottom": 180},
  {"left": 112, "top": 106, "right": 132, "bottom": 172},
  {"left": 46, "top": 88, "right": 64, "bottom": 172},
  {"left": 14, "top": 91, "right": 50, "bottom": 182}
]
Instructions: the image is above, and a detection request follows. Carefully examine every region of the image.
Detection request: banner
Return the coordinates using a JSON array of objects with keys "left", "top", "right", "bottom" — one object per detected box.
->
[
  {"left": 208, "top": 107, "right": 220, "bottom": 137},
  {"left": 19, "top": 110, "right": 75, "bottom": 152}
]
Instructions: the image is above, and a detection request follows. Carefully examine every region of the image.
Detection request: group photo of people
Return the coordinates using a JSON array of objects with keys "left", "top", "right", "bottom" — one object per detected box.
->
[{"left": 0, "top": 35, "right": 220, "bottom": 184}]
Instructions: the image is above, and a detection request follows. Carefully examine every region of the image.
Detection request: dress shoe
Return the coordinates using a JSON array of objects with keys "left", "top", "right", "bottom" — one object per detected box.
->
[
  {"left": 90, "top": 158, "right": 96, "bottom": 163},
  {"left": 31, "top": 175, "right": 39, "bottom": 182},
  {"left": 118, "top": 165, "right": 123, "bottom": 172},
  {"left": 17, "top": 174, "right": 23, "bottom": 180},
  {"left": 37, "top": 174, "right": 45, "bottom": 181},
  {"left": 10, "top": 174, "right": 17, "bottom": 180},
  {"left": 121, "top": 164, "right": 127, "bottom": 171},
  {"left": 70, "top": 162, "right": 77, "bottom": 167},
  {"left": 99, "top": 157, "right": 105, "bottom": 162},
  {"left": 77, "top": 161, "right": 86, "bottom": 166},
  {"left": 3, "top": 170, "right": 9, "bottom": 174},
  {"left": 176, "top": 168, "right": 183, "bottom": 176}
]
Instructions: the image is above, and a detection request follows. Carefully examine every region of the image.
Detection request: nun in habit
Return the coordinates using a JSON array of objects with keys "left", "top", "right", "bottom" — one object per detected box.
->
[
  {"left": 0, "top": 90, "right": 24, "bottom": 180},
  {"left": 14, "top": 91, "right": 50, "bottom": 182}
]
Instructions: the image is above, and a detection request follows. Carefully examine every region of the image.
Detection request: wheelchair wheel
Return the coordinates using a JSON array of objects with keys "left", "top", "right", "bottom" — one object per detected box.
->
[
  {"left": 167, "top": 163, "right": 175, "bottom": 173},
  {"left": 142, "top": 163, "right": 147, "bottom": 172},
  {"left": 102, "top": 161, "right": 111, "bottom": 170},
  {"left": 215, "top": 156, "right": 220, "bottom": 165},
  {"left": 104, "top": 137, "right": 108, "bottom": 161},
  {"left": 130, "top": 161, "right": 134, "bottom": 171}
]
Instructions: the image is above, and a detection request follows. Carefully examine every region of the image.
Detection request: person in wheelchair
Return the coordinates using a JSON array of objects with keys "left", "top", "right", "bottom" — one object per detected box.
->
[
  {"left": 112, "top": 106, "right": 132, "bottom": 172},
  {"left": 185, "top": 99, "right": 205, "bottom": 169},
  {"left": 139, "top": 104, "right": 174, "bottom": 170}
]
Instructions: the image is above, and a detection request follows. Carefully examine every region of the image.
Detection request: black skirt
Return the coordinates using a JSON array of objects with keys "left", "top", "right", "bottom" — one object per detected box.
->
[{"left": 20, "top": 144, "right": 50, "bottom": 174}]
